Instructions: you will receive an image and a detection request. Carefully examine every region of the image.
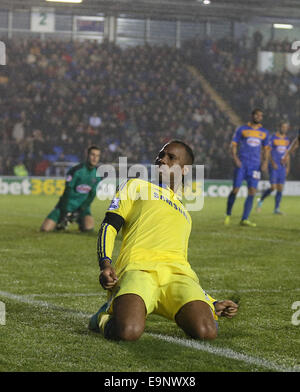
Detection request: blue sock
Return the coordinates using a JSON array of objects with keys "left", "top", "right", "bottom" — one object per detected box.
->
[
  {"left": 261, "top": 187, "right": 273, "bottom": 201},
  {"left": 226, "top": 191, "right": 236, "bottom": 215},
  {"left": 275, "top": 191, "right": 282, "bottom": 210},
  {"left": 242, "top": 195, "right": 254, "bottom": 220}
]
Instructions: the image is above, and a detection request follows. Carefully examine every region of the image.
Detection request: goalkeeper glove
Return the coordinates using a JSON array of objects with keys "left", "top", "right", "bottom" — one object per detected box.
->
[
  {"left": 68, "top": 210, "right": 81, "bottom": 223},
  {"left": 56, "top": 210, "right": 82, "bottom": 230},
  {"left": 56, "top": 213, "right": 70, "bottom": 230}
]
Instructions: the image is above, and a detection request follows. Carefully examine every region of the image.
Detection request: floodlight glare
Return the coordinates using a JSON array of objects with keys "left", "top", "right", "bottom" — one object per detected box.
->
[
  {"left": 46, "top": 0, "right": 83, "bottom": 3},
  {"left": 273, "top": 24, "right": 293, "bottom": 29}
]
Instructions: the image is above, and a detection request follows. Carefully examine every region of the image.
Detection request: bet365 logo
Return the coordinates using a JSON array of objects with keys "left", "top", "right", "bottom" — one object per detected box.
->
[
  {"left": 0, "top": 41, "right": 6, "bottom": 65},
  {"left": 291, "top": 301, "right": 300, "bottom": 326}
]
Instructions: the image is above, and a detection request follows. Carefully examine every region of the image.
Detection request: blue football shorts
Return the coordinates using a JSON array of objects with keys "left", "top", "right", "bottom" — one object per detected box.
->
[
  {"left": 233, "top": 164, "right": 261, "bottom": 189},
  {"left": 269, "top": 165, "right": 286, "bottom": 185}
]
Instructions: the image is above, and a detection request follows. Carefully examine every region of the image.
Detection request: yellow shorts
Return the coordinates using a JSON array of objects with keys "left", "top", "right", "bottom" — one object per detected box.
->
[{"left": 106, "top": 266, "right": 215, "bottom": 321}]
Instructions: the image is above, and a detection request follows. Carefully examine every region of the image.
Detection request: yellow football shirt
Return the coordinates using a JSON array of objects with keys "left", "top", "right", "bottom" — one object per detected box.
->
[{"left": 106, "top": 178, "right": 198, "bottom": 280}]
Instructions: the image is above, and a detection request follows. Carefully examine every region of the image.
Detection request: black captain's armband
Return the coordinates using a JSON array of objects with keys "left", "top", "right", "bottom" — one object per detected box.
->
[
  {"left": 103, "top": 212, "right": 125, "bottom": 233},
  {"left": 97, "top": 212, "right": 125, "bottom": 267}
]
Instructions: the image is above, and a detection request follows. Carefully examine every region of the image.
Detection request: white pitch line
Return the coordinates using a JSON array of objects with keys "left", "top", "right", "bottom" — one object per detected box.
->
[
  {"left": 24, "top": 292, "right": 105, "bottom": 298},
  {"left": 0, "top": 290, "right": 299, "bottom": 373},
  {"left": 148, "top": 334, "right": 298, "bottom": 373},
  {"left": 209, "top": 288, "right": 300, "bottom": 294},
  {"left": 14, "top": 288, "right": 300, "bottom": 299},
  {"left": 0, "top": 291, "right": 88, "bottom": 318}
]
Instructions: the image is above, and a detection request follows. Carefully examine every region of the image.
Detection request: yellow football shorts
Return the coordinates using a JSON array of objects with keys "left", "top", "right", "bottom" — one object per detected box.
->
[{"left": 106, "top": 266, "right": 215, "bottom": 321}]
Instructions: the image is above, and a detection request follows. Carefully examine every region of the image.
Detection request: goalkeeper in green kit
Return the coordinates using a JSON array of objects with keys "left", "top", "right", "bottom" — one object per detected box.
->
[{"left": 40, "top": 146, "right": 102, "bottom": 232}]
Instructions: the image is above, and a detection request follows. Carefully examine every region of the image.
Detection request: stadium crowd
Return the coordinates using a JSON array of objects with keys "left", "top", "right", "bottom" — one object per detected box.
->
[
  {"left": 184, "top": 35, "right": 300, "bottom": 178},
  {"left": 1, "top": 35, "right": 300, "bottom": 179},
  {"left": 185, "top": 35, "right": 300, "bottom": 130},
  {"left": 0, "top": 37, "right": 233, "bottom": 178}
]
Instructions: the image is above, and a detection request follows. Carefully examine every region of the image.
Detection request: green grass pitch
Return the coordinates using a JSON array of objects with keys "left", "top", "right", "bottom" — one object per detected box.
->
[{"left": 0, "top": 194, "right": 300, "bottom": 372}]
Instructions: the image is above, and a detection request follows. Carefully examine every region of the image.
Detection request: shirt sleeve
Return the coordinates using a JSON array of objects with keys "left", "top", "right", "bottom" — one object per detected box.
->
[
  {"left": 59, "top": 169, "right": 79, "bottom": 215},
  {"left": 232, "top": 126, "right": 242, "bottom": 145},
  {"left": 97, "top": 222, "right": 118, "bottom": 264},
  {"left": 106, "top": 179, "right": 140, "bottom": 221},
  {"left": 96, "top": 179, "right": 140, "bottom": 265}
]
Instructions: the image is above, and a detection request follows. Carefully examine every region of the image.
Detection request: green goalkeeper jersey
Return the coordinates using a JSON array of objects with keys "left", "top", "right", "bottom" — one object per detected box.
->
[{"left": 56, "top": 163, "right": 102, "bottom": 214}]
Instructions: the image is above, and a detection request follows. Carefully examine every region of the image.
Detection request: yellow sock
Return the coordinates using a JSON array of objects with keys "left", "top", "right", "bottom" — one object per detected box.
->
[
  {"left": 98, "top": 313, "right": 111, "bottom": 334},
  {"left": 204, "top": 291, "right": 218, "bottom": 320}
]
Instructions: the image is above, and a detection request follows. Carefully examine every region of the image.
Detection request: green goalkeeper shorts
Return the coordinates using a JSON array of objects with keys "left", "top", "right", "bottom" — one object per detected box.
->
[{"left": 47, "top": 206, "right": 92, "bottom": 223}]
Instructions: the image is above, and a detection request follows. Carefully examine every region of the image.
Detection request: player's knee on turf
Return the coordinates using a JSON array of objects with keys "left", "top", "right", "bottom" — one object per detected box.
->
[
  {"left": 185, "top": 320, "right": 217, "bottom": 340},
  {"left": 196, "top": 321, "right": 217, "bottom": 340},
  {"left": 79, "top": 226, "right": 94, "bottom": 232},
  {"left": 79, "top": 215, "right": 94, "bottom": 232},
  {"left": 113, "top": 320, "right": 145, "bottom": 341},
  {"left": 175, "top": 300, "right": 217, "bottom": 340},
  {"left": 40, "top": 219, "right": 56, "bottom": 232}
]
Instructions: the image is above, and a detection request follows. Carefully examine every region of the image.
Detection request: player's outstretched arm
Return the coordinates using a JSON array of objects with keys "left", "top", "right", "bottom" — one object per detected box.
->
[
  {"left": 285, "top": 154, "right": 290, "bottom": 176},
  {"left": 214, "top": 300, "right": 238, "bottom": 319},
  {"left": 282, "top": 136, "right": 300, "bottom": 164}
]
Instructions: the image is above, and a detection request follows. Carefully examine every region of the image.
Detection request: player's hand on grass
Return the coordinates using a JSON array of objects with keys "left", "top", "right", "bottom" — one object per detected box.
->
[
  {"left": 99, "top": 266, "right": 118, "bottom": 290},
  {"left": 68, "top": 210, "right": 80, "bottom": 223},
  {"left": 214, "top": 300, "right": 238, "bottom": 318},
  {"left": 56, "top": 214, "right": 70, "bottom": 230}
]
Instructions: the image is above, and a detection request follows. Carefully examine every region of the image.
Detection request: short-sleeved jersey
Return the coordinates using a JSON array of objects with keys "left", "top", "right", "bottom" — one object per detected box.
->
[
  {"left": 57, "top": 163, "right": 102, "bottom": 212},
  {"left": 106, "top": 178, "right": 195, "bottom": 279},
  {"left": 270, "top": 133, "right": 290, "bottom": 168},
  {"left": 232, "top": 122, "right": 269, "bottom": 166}
]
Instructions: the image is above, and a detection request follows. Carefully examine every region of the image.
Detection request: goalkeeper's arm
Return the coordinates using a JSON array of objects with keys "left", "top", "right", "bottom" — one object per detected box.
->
[{"left": 97, "top": 212, "right": 125, "bottom": 289}]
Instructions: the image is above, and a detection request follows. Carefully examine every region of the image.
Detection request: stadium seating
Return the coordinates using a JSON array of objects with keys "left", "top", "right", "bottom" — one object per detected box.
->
[{"left": 1, "top": 37, "right": 299, "bottom": 178}]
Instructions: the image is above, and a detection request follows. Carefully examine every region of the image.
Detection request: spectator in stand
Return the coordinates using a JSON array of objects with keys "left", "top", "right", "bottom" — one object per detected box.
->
[
  {"left": 89, "top": 112, "right": 102, "bottom": 128},
  {"left": 0, "top": 37, "right": 251, "bottom": 178},
  {"left": 13, "top": 160, "right": 29, "bottom": 177}
]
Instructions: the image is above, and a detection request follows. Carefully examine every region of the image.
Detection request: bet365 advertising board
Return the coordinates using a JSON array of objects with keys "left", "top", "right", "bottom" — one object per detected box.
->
[{"left": 1, "top": 176, "right": 300, "bottom": 197}]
